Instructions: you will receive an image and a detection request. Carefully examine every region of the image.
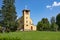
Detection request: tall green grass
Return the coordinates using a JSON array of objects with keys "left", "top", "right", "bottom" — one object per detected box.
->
[{"left": 0, "top": 31, "right": 60, "bottom": 40}]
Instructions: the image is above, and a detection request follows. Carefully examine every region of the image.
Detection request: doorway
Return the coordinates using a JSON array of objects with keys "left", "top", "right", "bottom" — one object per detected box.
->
[{"left": 31, "top": 26, "right": 33, "bottom": 30}]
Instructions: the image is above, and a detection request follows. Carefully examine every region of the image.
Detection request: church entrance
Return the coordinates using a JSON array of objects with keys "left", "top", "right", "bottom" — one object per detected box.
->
[{"left": 31, "top": 26, "right": 33, "bottom": 30}]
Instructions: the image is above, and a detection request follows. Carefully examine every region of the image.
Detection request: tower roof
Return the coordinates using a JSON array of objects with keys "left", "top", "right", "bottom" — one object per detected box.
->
[{"left": 22, "top": 9, "right": 30, "bottom": 12}]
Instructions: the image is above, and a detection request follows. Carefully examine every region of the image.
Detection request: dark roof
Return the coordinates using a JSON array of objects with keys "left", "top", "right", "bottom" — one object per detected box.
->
[{"left": 22, "top": 9, "right": 30, "bottom": 12}]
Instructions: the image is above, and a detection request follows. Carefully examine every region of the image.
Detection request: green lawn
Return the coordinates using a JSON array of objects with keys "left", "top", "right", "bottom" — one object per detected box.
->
[{"left": 0, "top": 31, "right": 60, "bottom": 40}]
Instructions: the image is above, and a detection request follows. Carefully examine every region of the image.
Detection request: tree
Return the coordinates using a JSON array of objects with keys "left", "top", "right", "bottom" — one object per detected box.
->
[
  {"left": 51, "top": 23, "right": 58, "bottom": 31},
  {"left": 1, "top": 0, "right": 17, "bottom": 32},
  {"left": 37, "top": 21, "right": 43, "bottom": 31},
  {"left": 50, "top": 16, "right": 58, "bottom": 31},
  {"left": 0, "top": 10, "right": 3, "bottom": 26},
  {"left": 0, "top": 10, "right": 1, "bottom": 22},
  {"left": 0, "top": 10, "right": 1, "bottom": 24},
  {"left": 51, "top": 16, "right": 55, "bottom": 24},
  {"left": 37, "top": 18, "right": 50, "bottom": 31},
  {"left": 56, "top": 13, "right": 60, "bottom": 30}
]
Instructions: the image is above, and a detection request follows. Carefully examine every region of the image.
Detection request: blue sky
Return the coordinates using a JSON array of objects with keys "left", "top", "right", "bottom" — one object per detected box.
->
[{"left": 0, "top": 0, "right": 60, "bottom": 25}]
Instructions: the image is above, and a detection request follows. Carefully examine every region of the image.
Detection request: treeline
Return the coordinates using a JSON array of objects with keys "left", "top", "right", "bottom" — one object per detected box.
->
[{"left": 37, "top": 13, "right": 60, "bottom": 31}]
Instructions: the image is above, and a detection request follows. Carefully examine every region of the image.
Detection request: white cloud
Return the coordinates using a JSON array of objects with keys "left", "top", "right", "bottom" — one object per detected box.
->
[
  {"left": 46, "top": 5, "right": 51, "bottom": 8},
  {"left": 46, "top": 1, "right": 60, "bottom": 9},
  {"left": 52, "top": 1, "right": 60, "bottom": 6}
]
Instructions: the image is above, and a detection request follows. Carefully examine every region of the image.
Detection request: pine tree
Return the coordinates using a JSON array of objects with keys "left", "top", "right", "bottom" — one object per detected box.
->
[
  {"left": 1, "top": 0, "right": 17, "bottom": 31},
  {"left": 0, "top": 10, "right": 1, "bottom": 21},
  {"left": 0, "top": 10, "right": 3, "bottom": 25}
]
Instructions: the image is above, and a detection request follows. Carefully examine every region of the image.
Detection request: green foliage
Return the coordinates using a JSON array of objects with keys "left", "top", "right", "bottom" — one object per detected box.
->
[
  {"left": 51, "top": 16, "right": 55, "bottom": 24},
  {"left": 56, "top": 13, "right": 60, "bottom": 30},
  {"left": 37, "top": 21, "right": 43, "bottom": 31},
  {"left": 0, "top": 26, "right": 2, "bottom": 33},
  {"left": 51, "top": 23, "right": 58, "bottom": 31},
  {"left": 0, "top": 10, "right": 2, "bottom": 21},
  {"left": 50, "top": 16, "right": 58, "bottom": 31},
  {"left": 1, "top": 0, "right": 17, "bottom": 31},
  {"left": 37, "top": 18, "right": 50, "bottom": 31},
  {"left": 0, "top": 10, "right": 3, "bottom": 27}
]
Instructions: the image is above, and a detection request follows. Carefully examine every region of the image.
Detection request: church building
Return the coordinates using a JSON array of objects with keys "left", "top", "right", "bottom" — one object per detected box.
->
[{"left": 17, "top": 8, "right": 36, "bottom": 31}]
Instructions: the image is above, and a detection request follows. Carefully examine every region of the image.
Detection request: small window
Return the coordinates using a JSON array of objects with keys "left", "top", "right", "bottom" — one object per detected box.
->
[
  {"left": 26, "top": 21, "right": 28, "bottom": 23},
  {"left": 26, "top": 17, "right": 28, "bottom": 19},
  {"left": 26, "top": 25, "right": 28, "bottom": 26}
]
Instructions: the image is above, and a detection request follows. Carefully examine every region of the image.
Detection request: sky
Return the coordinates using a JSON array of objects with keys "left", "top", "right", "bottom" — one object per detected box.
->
[{"left": 0, "top": 0, "right": 60, "bottom": 25}]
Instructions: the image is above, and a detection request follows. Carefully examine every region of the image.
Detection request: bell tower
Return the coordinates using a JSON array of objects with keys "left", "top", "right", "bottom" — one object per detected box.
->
[{"left": 22, "top": 6, "right": 31, "bottom": 31}]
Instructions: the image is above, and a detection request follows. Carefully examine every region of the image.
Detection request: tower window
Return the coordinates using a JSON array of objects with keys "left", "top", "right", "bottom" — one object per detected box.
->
[
  {"left": 26, "top": 21, "right": 28, "bottom": 23},
  {"left": 26, "top": 17, "right": 28, "bottom": 19},
  {"left": 26, "top": 25, "right": 28, "bottom": 26}
]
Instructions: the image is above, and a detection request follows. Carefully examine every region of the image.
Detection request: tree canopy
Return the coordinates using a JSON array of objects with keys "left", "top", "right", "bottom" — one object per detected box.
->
[
  {"left": 56, "top": 13, "right": 60, "bottom": 30},
  {"left": 37, "top": 18, "right": 50, "bottom": 31}
]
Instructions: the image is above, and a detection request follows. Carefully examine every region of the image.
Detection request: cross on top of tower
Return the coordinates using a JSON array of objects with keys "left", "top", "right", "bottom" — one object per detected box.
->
[
  {"left": 25, "top": 5, "right": 28, "bottom": 9},
  {"left": 22, "top": 5, "right": 30, "bottom": 12}
]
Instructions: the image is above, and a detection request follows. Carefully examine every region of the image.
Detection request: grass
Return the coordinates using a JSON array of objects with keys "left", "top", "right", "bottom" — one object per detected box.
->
[{"left": 0, "top": 31, "right": 60, "bottom": 40}]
